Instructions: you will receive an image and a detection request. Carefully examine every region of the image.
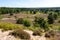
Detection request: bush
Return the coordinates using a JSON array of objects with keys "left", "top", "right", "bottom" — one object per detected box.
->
[
  {"left": 45, "top": 30, "right": 60, "bottom": 38},
  {"left": 10, "top": 29, "right": 30, "bottom": 40},
  {"left": 48, "top": 13, "right": 54, "bottom": 24},
  {"left": 0, "top": 15, "right": 3, "bottom": 20},
  {"left": 33, "top": 30, "right": 42, "bottom": 36},
  {"left": 33, "top": 11, "right": 36, "bottom": 14},
  {"left": 10, "top": 13, "right": 13, "bottom": 16},
  {"left": 0, "top": 22, "right": 25, "bottom": 31},
  {"left": 33, "top": 22, "right": 40, "bottom": 27},
  {"left": 58, "top": 20, "right": 60, "bottom": 23},
  {"left": 53, "top": 13, "right": 58, "bottom": 20},
  {"left": 16, "top": 18, "right": 24, "bottom": 24},
  {"left": 45, "top": 29, "right": 56, "bottom": 38},
  {"left": 34, "top": 16, "right": 49, "bottom": 31},
  {"left": 34, "top": 16, "right": 44, "bottom": 24},
  {"left": 23, "top": 19, "right": 31, "bottom": 27}
]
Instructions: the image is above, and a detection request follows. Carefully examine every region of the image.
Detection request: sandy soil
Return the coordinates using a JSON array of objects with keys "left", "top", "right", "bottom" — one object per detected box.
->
[
  {"left": 0, "top": 29, "right": 46, "bottom": 40},
  {"left": 24, "top": 30, "right": 46, "bottom": 40}
]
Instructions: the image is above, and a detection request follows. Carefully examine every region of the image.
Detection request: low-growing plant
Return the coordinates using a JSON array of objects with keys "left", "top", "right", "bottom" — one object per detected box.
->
[
  {"left": 45, "top": 30, "right": 59, "bottom": 38},
  {"left": 34, "top": 16, "right": 49, "bottom": 31},
  {"left": 10, "top": 13, "right": 13, "bottom": 16},
  {"left": 10, "top": 29, "right": 30, "bottom": 40},
  {"left": 48, "top": 13, "right": 54, "bottom": 24},
  {"left": 23, "top": 19, "right": 31, "bottom": 27},
  {"left": 33, "top": 22, "right": 40, "bottom": 27},
  {"left": 58, "top": 20, "right": 60, "bottom": 23},
  {"left": 0, "top": 22, "right": 25, "bottom": 31},
  {"left": 53, "top": 13, "right": 58, "bottom": 20},
  {"left": 0, "top": 15, "right": 3, "bottom": 20},
  {"left": 33, "top": 29, "right": 43, "bottom": 36},
  {"left": 16, "top": 18, "right": 24, "bottom": 24}
]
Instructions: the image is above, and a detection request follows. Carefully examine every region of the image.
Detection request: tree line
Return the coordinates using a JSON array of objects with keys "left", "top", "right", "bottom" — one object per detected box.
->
[{"left": 0, "top": 7, "right": 60, "bottom": 15}]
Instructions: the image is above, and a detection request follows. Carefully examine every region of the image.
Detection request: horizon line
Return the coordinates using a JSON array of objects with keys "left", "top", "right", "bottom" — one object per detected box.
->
[{"left": 0, "top": 6, "right": 60, "bottom": 8}]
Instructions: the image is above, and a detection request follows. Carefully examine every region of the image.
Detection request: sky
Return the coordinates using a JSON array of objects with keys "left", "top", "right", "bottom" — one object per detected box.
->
[{"left": 0, "top": 0, "right": 60, "bottom": 8}]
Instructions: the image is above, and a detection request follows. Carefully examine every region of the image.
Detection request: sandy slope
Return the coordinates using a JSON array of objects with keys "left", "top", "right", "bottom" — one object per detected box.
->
[
  {"left": 24, "top": 30, "right": 46, "bottom": 40},
  {"left": 0, "top": 29, "right": 17, "bottom": 40},
  {"left": 0, "top": 29, "right": 46, "bottom": 40}
]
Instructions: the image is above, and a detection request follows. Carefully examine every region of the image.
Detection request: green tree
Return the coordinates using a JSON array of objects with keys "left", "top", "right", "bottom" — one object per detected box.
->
[
  {"left": 48, "top": 13, "right": 54, "bottom": 24},
  {"left": 34, "top": 16, "right": 49, "bottom": 30},
  {"left": 33, "top": 11, "right": 36, "bottom": 14},
  {"left": 53, "top": 13, "right": 58, "bottom": 20}
]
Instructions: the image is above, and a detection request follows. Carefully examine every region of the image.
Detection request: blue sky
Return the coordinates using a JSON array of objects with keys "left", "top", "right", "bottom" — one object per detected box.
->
[{"left": 0, "top": 0, "right": 60, "bottom": 7}]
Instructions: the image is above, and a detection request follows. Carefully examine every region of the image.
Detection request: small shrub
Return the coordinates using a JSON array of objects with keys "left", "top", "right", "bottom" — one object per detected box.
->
[
  {"left": 53, "top": 13, "right": 58, "bottom": 20},
  {"left": 45, "top": 30, "right": 55, "bottom": 38},
  {"left": 23, "top": 19, "right": 31, "bottom": 27},
  {"left": 33, "top": 30, "right": 42, "bottom": 36},
  {"left": 58, "top": 20, "right": 60, "bottom": 23},
  {"left": 48, "top": 13, "right": 54, "bottom": 24},
  {"left": 45, "top": 33, "right": 50, "bottom": 38},
  {"left": 0, "top": 22, "right": 24, "bottom": 31},
  {"left": 14, "top": 16, "right": 17, "bottom": 19},
  {"left": 10, "top": 13, "right": 13, "bottom": 16},
  {"left": 10, "top": 29, "right": 30, "bottom": 40},
  {"left": 16, "top": 18, "right": 24, "bottom": 24},
  {"left": 0, "top": 15, "right": 3, "bottom": 20},
  {"left": 33, "top": 11, "right": 36, "bottom": 14},
  {"left": 33, "top": 22, "right": 40, "bottom": 27}
]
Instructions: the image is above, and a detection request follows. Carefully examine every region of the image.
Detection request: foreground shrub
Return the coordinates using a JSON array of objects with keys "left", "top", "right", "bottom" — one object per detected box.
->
[
  {"left": 33, "top": 30, "right": 42, "bottom": 36},
  {"left": 45, "top": 30, "right": 60, "bottom": 38},
  {"left": 23, "top": 19, "right": 31, "bottom": 27},
  {"left": 45, "top": 30, "right": 57, "bottom": 38},
  {"left": 16, "top": 18, "right": 24, "bottom": 24},
  {"left": 10, "top": 29, "right": 30, "bottom": 40}
]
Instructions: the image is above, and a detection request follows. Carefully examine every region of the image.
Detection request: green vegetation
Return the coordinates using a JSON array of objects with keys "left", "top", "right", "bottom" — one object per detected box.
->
[
  {"left": 58, "top": 20, "right": 60, "bottom": 23},
  {"left": 0, "top": 15, "right": 3, "bottom": 20},
  {"left": 48, "top": 13, "right": 54, "bottom": 24},
  {"left": 33, "top": 29, "right": 42, "bottom": 36},
  {"left": 23, "top": 19, "right": 31, "bottom": 27},
  {"left": 16, "top": 18, "right": 24, "bottom": 24},
  {"left": 0, "top": 22, "right": 25, "bottom": 31},
  {"left": 10, "top": 29, "right": 30, "bottom": 40},
  {"left": 34, "top": 16, "right": 49, "bottom": 31},
  {"left": 53, "top": 13, "right": 58, "bottom": 20},
  {"left": 0, "top": 7, "right": 60, "bottom": 37},
  {"left": 16, "top": 18, "right": 31, "bottom": 27},
  {"left": 0, "top": 7, "right": 60, "bottom": 15}
]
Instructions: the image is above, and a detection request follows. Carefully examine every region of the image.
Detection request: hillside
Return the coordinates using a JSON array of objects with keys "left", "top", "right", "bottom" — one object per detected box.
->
[{"left": 0, "top": 7, "right": 60, "bottom": 40}]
